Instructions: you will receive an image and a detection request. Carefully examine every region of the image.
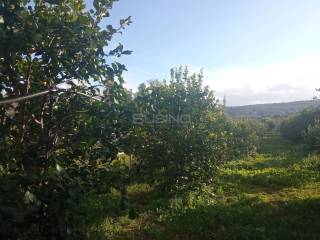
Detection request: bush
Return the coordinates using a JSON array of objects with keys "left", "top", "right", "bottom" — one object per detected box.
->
[
  {"left": 226, "top": 118, "right": 266, "bottom": 159},
  {"left": 130, "top": 67, "right": 262, "bottom": 191},
  {"left": 303, "top": 119, "right": 320, "bottom": 150},
  {"left": 0, "top": 0, "right": 131, "bottom": 238},
  {"left": 131, "top": 67, "right": 229, "bottom": 191},
  {"left": 280, "top": 108, "right": 320, "bottom": 143}
]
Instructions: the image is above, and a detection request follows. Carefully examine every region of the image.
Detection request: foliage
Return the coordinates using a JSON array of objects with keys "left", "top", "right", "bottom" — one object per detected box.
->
[
  {"left": 280, "top": 108, "right": 320, "bottom": 143},
  {"left": 225, "top": 118, "right": 266, "bottom": 159},
  {"left": 303, "top": 119, "right": 320, "bottom": 150},
  {"left": 130, "top": 67, "right": 263, "bottom": 191},
  {"left": 280, "top": 108, "right": 320, "bottom": 151},
  {"left": 0, "top": 1, "right": 268, "bottom": 237},
  {"left": 131, "top": 67, "right": 228, "bottom": 191},
  {"left": 84, "top": 133, "right": 320, "bottom": 240},
  {"left": 0, "top": 0, "right": 131, "bottom": 238},
  {"left": 261, "top": 116, "right": 286, "bottom": 130}
]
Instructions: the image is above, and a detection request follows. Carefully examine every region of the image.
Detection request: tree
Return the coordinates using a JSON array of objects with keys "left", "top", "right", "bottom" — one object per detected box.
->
[
  {"left": 225, "top": 118, "right": 266, "bottom": 159},
  {"left": 303, "top": 119, "right": 320, "bottom": 150},
  {"left": 280, "top": 108, "right": 320, "bottom": 143},
  {"left": 132, "top": 67, "right": 229, "bottom": 191},
  {"left": 0, "top": 0, "right": 131, "bottom": 238}
]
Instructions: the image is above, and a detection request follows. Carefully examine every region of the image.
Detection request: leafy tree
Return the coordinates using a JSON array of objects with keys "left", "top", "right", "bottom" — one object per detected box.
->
[
  {"left": 280, "top": 108, "right": 320, "bottom": 143},
  {"left": 131, "top": 67, "right": 229, "bottom": 191},
  {"left": 0, "top": 0, "right": 131, "bottom": 238},
  {"left": 225, "top": 118, "right": 266, "bottom": 159},
  {"left": 303, "top": 119, "right": 320, "bottom": 150}
]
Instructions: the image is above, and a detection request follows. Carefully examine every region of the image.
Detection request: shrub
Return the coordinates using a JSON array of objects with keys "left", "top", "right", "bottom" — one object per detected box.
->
[
  {"left": 280, "top": 108, "right": 320, "bottom": 143},
  {"left": 0, "top": 0, "right": 131, "bottom": 238},
  {"left": 303, "top": 119, "right": 320, "bottom": 150},
  {"left": 226, "top": 118, "right": 266, "bottom": 159},
  {"left": 131, "top": 67, "right": 262, "bottom": 191},
  {"left": 131, "top": 67, "right": 228, "bottom": 191}
]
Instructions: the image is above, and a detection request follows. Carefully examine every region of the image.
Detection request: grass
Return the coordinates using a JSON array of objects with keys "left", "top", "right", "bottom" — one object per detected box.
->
[{"left": 82, "top": 132, "right": 320, "bottom": 239}]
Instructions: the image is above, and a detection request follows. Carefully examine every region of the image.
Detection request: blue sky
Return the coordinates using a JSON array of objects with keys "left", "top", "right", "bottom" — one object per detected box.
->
[{"left": 94, "top": 0, "right": 320, "bottom": 106}]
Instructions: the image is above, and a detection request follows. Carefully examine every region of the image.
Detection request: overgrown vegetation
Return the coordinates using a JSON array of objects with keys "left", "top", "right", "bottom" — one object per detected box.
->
[
  {"left": 0, "top": 0, "right": 132, "bottom": 238},
  {"left": 1, "top": 1, "right": 319, "bottom": 239},
  {"left": 82, "top": 132, "right": 320, "bottom": 239},
  {"left": 280, "top": 107, "right": 320, "bottom": 150},
  {"left": 0, "top": 1, "right": 262, "bottom": 238},
  {"left": 129, "top": 68, "right": 265, "bottom": 191}
]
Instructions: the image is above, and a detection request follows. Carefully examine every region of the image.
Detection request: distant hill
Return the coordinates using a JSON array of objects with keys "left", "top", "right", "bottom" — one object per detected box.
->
[{"left": 225, "top": 100, "right": 320, "bottom": 118}]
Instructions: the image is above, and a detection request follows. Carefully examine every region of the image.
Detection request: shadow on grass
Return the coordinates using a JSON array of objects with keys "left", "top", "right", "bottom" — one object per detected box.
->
[
  {"left": 225, "top": 151, "right": 304, "bottom": 172},
  {"left": 252, "top": 150, "right": 306, "bottom": 169},
  {"left": 257, "top": 131, "right": 295, "bottom": 155},
  {"left": 80, "top": 192, "right": 122, "bottom": 226},
  {"left": 221, "top": 167, "right": 318, "bottom": 193},
  {"left": 82, "top": 132, "right": 320, "bottom": 239},
  {"left": 145, "top": 197, "right": 320, "bottom": 240},
  {"left": 80, "top": 185, "right": 175, "bottom": 239},
  {"left": 221, "top": 150, "right": 318, "bottom": 193}
]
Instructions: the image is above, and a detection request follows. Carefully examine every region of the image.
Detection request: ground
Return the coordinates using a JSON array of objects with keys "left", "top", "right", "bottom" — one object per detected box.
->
[{"left": 82, "top": 132, "right": 320, "bottom": 239}]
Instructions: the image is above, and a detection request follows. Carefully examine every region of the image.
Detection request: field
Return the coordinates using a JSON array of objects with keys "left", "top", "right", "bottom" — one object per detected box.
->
[{"left": 82, "top": 132, "right": 320, "bottom": 239}]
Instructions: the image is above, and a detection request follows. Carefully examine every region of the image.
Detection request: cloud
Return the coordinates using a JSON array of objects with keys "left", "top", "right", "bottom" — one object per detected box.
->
[
  {"left": 217, "top": 84, "right": 316, "bottom": 106},
  {"left": 123, "top": 55, "right": 320, "bottom": 106},
  {"left": 203, "top": 55, "right": 320, "bottom": 106}
]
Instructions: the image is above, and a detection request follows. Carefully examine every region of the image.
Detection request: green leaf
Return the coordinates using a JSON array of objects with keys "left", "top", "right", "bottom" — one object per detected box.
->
[
  {"left": 24, "top": 191, "right": 40, "bottom": 206},
  {"left": 33, "top": 33, "right": 42, "bottom": 43},
  {"left": 78, "top": 15, "right": 90, "bottom": 25}
]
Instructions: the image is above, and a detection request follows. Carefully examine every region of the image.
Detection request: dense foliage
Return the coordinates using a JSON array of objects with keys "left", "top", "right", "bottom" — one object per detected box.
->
[
  {"left": 83, "top": 133, "right": 320, "bottom": 239},
  {"left": 0, "top": 1, "right": 264, "bottom": 239},
  {"left": 303, "top": 119, "right": 320, "bottom": 150},
  {"left": 129, "top": 67, "right": 265, "bottom": 191},
  {"left": 0, "top": 0, "right": 131, "bottom": 238},
  {"left": 280, "top": 108, "right": 320, "bottom": 150},
  {"left": 225, "top": 118, "right": 266, "bottom": 159},
  {"left": 131, "top": 68, "right": 228, "bottom": 190}
]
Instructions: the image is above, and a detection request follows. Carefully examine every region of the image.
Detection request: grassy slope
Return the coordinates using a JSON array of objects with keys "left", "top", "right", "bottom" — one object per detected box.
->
[{"left": 83, "top": 132, "right": 320, "bottom": 240}]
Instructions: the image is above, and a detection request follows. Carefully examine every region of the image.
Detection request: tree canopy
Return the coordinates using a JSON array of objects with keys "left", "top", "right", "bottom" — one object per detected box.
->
[{"left": 0, "top": 1, "right": 265, "bottom": 239}]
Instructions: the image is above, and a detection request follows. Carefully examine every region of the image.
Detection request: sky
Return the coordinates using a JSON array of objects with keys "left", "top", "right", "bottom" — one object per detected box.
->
[{"left": 94, "top": 0, "right": 320, "bottom": 106}]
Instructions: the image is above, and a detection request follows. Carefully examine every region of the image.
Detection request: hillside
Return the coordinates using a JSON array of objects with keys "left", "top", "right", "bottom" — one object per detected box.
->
[{"left": 226, "top": 99, "right": 320, "bottom": 118}]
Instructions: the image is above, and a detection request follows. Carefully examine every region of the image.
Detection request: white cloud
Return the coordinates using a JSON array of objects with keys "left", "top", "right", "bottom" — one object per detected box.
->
[
  {"left": 202, "top": 55, "right": 320, "bottom": 105},
  {"left": 124, "top": 56, "right": 320, "bottom": 106}
]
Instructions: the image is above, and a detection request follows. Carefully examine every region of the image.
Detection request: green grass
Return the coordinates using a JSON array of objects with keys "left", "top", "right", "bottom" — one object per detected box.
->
[{"left": 83, "top": 132, "right": 320, "bottom": 239}]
